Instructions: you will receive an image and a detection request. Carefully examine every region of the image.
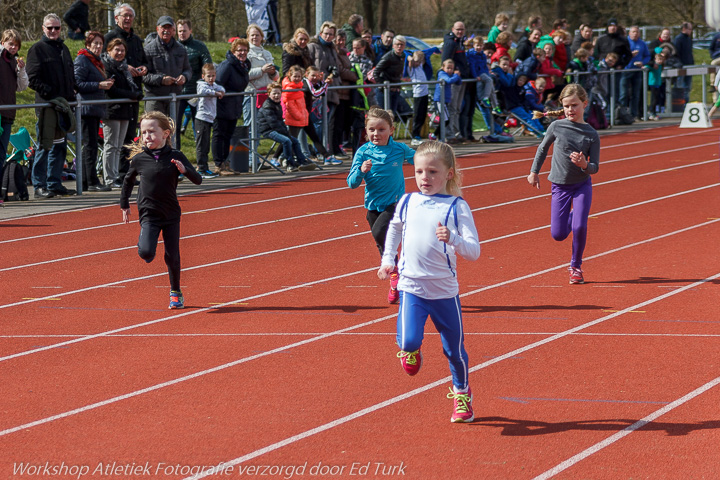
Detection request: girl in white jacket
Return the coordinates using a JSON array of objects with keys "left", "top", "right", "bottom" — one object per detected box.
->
[{"left": 378, "top": 141, "right": 480, "bottom": 423}]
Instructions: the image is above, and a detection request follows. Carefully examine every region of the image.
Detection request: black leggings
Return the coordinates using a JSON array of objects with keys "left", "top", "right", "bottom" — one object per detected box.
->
[
  {"left": 366, "top": 203, "right": 397, "bottom": 258},
  {"left": 137, "top": 221, "right": 181, "bottom": 291}
]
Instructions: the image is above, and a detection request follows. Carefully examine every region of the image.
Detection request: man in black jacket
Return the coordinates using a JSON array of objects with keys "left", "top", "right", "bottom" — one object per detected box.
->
[
  {"left": 105, "top": 3, "right": 148, "bottom": 185},
  {"left": 374, "top": 35, "right": 406, "bottom": 113},
  {"left": 26, "top": 13, "right": 76, "bottom": 198},
  {"left": 63, "top": 0, "right": 90, "bottom": 40},
  {"left": 143, "top": 16, "right": 191, "bottom": 117},
  {"left": 674, "top": 22, "right": 694, "bottom": 103},
  {"left": 442, "top": 21, "right": 476, "bottom": 142}
]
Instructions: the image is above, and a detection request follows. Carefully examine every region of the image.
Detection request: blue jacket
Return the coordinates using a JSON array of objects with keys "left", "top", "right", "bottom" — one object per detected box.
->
[
  {"left": 466, "top": 49, "right": 489, "bottom": 77},
  {"left": 74, "top": 52, "right": 107, "bottom": 118},
  {"left": 515, "top": 55, "right": 540, "bottom": 80},
  {"left": 441, "top": 31, "right": 471, "bottom": 78},
  {"left": 673, "top": 32, "right": 694, "bottom": 66},
  {"left": 372, "top": 39, "right": 392, "bottom": 66},
  {"left": 524, "top": 83, "right": 544, "bottom": 111},
  {"left": 626, "top": 37, "right": 651, "bottom": 69},
  {"left": 215, "top": 50, "right": 250, "bottom": 120},
  {"left": 433, "top": 70, "right": 461, "bottom": 103},
  {"left": 493, "top": 66, "right": 526, "bottom": 110},
  {"left": 710, "top": 32, "right": 720, "bottom": 60},
  {"left": 402, "top": 47, "right": 440, "bottom": 80},
  {"left": 347, "top": 137, "right": 415, "bottom": 212}
]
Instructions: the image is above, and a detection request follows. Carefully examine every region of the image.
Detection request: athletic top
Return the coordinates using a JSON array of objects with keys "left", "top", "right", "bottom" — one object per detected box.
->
[
  {"left": 120, "top": 144, "right": 202, "bottom": 225},
  {"left": 530, "top": 119, "right": 600, "bottom": 185},
  {"left": 382, "top": 193, "right": 480, "bottom": 299},
  {"left": 346, "top": 137, "right": 415, "bottom": 212}
]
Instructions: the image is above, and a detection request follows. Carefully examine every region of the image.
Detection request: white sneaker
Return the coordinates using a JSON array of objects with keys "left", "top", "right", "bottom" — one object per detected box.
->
[{"left": 411, "top": 138, "right": 423, "bottom": 146}]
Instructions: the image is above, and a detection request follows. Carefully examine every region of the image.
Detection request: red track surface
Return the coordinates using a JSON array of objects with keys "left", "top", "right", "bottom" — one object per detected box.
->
[{"left": 1, "top": 125, "right": 719, "bottom": 479}]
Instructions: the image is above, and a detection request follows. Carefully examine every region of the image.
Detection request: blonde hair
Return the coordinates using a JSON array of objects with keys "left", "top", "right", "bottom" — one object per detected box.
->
[
  {"left": 411, "top": 50, "right": 425, "bottom": 63},
  {"left": 532, "top": 84, "right": 588, "bottom": 119},
  {"left": 247, "top": 23, "right": 264, "bottom": 41},
  {"left": 494, "top": 13, "right": 510, "bottom": 25},
  {"left": 415, "top": 141, "right": 462, "bottom": 196},
  {"left": 201, "top": 63, "right": 215, "bottom": 75},
  {"left": 127, "top": 111, "right": 175, "bottom": 158},
  {"left": 319, "top": 21, "right": 337, "bottom": 35},
  {"left": 365, "top": 106, "right": 394, "bottom": 128}
]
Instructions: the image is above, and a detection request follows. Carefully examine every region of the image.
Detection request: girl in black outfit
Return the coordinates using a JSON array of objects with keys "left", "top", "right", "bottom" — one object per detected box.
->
[{"left": 120, "top": 111, "right": 202, "bottom": 309}]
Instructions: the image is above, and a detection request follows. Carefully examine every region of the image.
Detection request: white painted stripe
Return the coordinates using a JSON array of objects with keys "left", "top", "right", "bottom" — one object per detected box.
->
[
  {"left": 1, "top": 223, "right": 718, "bottom": 443},
  {"left": 1, "top": 134, "right": 715, "bottom": 244},
  {"left": 182, "top": 272, "right": 720, "bottom": 480},
  {"left": 2, "top": 166, "right": 716, "bottom": 274},
  {"left": 532, "top": 375, "right": 720, "bottom": 480},
  {"left": 4, "top": 331, "right": 720, "bottom": 339}
]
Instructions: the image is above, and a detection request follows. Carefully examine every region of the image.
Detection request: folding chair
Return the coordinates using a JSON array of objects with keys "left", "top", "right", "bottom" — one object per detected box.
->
[
  {"left": 392, "top": 88, "right": 414, "bottom": 139},
  {"left": 8, "top": 127, "right": 35, "bottom": 164}
]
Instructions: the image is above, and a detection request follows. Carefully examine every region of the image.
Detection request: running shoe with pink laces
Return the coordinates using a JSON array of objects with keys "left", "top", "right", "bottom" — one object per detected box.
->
[
  {"left": 397, "top": 349, "right": 423, "bottom": 376},
  {"left": 447, "top": 386, "right": 474, "bottom": 423},
  {"left": 388, "top": 266, "right": 400, "bottom": 304},
  {"left": 568, "top": 266, "right": 585, "bottom": 284}
]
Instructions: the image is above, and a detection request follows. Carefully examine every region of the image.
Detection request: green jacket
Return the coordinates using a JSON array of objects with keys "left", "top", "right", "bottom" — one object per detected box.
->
[
  {"left": 340, "top": 23, "right": 361, "bottom": 50},
  {"left": 39, "top": 97, "right": 76, "bottom": 150},
  {"left": 179, "top": 35, "right": 213, "bottom": 95}
]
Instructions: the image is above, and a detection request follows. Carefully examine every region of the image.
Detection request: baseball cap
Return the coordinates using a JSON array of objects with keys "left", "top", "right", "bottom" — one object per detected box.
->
[{"left": 157, "top": 15, "right": 174, "bottom": 27}]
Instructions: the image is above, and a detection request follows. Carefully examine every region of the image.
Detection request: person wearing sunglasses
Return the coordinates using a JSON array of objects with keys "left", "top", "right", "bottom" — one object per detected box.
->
[{"left": 26, "top": 13, "right": 77, "bottom": 198}]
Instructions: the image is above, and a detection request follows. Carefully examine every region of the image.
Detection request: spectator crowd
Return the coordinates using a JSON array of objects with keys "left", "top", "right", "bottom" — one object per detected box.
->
[{"left": 0, "top": 4, "right": 707, "bottom": 200}]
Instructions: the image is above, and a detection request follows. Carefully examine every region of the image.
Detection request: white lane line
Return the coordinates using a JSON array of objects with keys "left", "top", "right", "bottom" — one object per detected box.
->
[
  {"left": 1, "top": 133, "right": 715, "bottom": 243},
  {"left": 2, "top": 160, "right": 716, "bottom": 274},
  {"left": 0, "top": 223, "right": 718, "bottom": 441},
  {"left": 2, "top": 181, "right": 716, "bottom": 310},
  {"left": 532, "top": 375, "right": 720, "bottom": 480},
  {"left": 181, "top": 272, "right": 720, "bottom": 480},
  {"left": 4, "top": 332, "right": 720, "bottom": 339}
]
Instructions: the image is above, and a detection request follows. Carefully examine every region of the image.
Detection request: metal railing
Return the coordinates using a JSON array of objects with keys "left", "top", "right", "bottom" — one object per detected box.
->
[{"left": 1, "top": 65, "right": 715, "bottom": 194}]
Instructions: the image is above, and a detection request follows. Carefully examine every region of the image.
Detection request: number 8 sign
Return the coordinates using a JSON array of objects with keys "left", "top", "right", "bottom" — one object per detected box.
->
[{"left": 680, "top": 102, "right": 712, "bottom": 128}]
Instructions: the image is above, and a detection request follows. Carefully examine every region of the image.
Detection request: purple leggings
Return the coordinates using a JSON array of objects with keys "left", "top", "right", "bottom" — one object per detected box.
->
[{"left": 550, "top": 177, "right": 592, "bottom": 268}]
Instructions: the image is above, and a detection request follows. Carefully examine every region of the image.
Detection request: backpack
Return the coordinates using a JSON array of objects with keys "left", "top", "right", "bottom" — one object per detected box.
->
[
  {"left": 1, "top": 161, "right": 30, "bottom": 201},
  {"left": 587, "top": 96, "right": 609, "bottom": 130},
  {"left": 615, "top": 105, "right": 635, "bottom": 125}
]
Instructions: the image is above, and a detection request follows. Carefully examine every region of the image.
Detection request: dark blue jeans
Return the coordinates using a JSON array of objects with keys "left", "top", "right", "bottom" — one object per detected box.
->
[
  {"left": 265, "top": 131, "right": 307, "bottom": 166},
  {"left": 32, "top": 138, "right": 67, "bottom": 191}
]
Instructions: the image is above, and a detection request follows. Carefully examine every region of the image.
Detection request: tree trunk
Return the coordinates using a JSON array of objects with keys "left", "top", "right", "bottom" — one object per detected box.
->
[
  {"left": 207, "top": 0, "right": 218, "bottom": 41},
  {"left": 362, "top": 0, "right": 374, "bottom": 31},
  {"left": 305, "top": 0, "right": 313, "bottom": 32},
  {"left": 377, "top": 0, "right": 389, "bottom": 32},
  {"left": 280, "top": 0, "right": 293, "bottom": 41}
]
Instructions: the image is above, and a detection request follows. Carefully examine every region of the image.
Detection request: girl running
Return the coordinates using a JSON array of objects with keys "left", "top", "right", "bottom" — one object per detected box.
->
[
  {"left": 528, "top": 84, "right": 600, "bottom": 284},
  {"left": 347, "top": 106, "right": 415, "bottom": 304},
  {"left": 120, "top": 111, "right": 202, "bottom": 309},
  {"left": 378, "top": 141, "right": 480, "bottom": 423}
]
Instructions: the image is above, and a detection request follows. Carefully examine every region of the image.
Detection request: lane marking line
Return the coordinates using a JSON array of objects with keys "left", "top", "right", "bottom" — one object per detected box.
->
[
  {"left": 1, "top": 226, "right": 718, "bottom": 443},
  {"left": 179, "top": 273, "right": 720, "bottom": 480},
  {"left": 532, "top": 375, "right": 720, "bottom": 480}
]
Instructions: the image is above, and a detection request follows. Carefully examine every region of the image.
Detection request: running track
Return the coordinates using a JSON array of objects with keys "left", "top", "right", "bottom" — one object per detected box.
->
[{"left": 1, "top": 125, "right": 718, "bottom": 479}]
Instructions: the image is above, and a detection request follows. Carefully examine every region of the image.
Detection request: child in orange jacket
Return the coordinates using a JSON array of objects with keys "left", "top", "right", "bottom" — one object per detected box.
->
[{"left": 282, "top": 65, "right": 309, "bottom": 131}]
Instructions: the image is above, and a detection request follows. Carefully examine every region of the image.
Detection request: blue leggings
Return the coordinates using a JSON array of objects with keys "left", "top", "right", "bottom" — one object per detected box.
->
[
  {"left": 550, "top": 177, "right": 593, "bottom": 269},
  {"left": 396, "top": 291, "right": 469, "bottom": 390}
]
